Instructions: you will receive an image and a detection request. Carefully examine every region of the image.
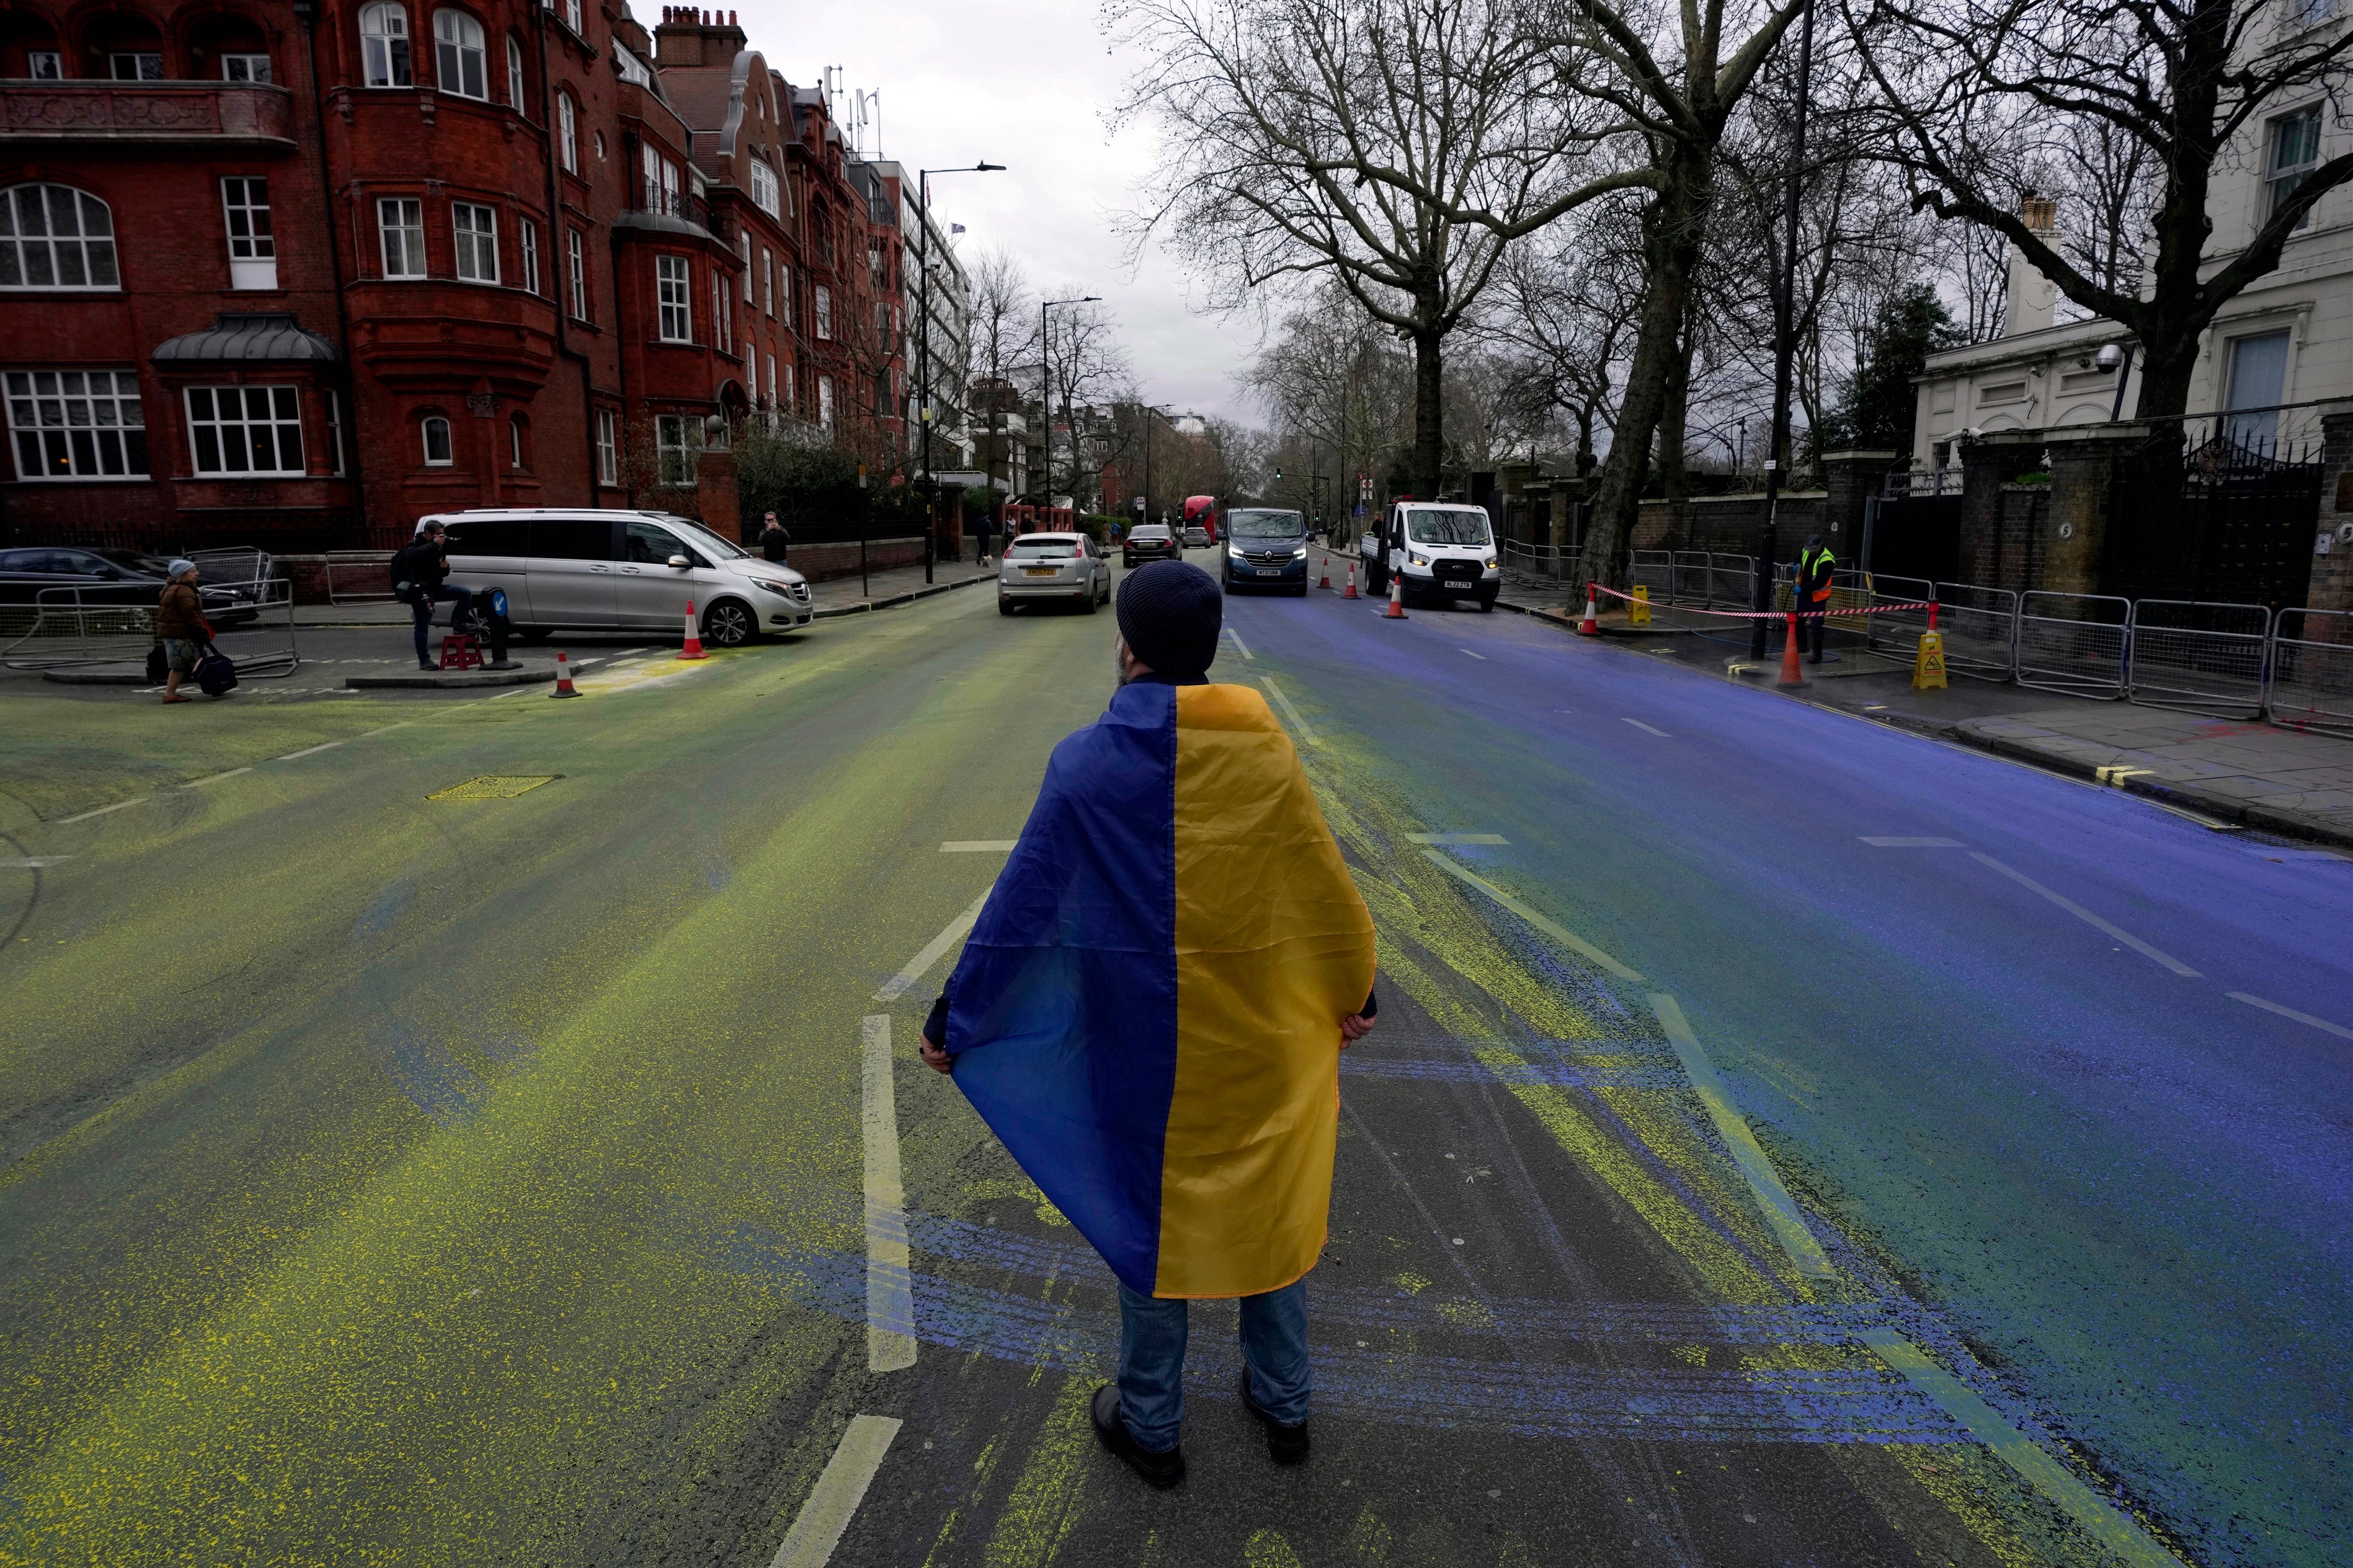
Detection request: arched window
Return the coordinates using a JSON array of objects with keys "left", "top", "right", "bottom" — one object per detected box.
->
[
  {"left": 505, "top": 34, "right": 523, "bottom": 107},
  {"left": 509, "top": 411, "right": 528, "bottom": 468},
  {"left": 556, "top": 91, "right": 577, "bottom": 173},
  {"left": 0, "top": 185, "right": 120, "bottom": 291},
  {"left": 421, "top": 414, "right": 453, "bottom": 466},
  {"left": 433, "top": 10, "right": 486, "bottom": 101},
  {"left": 359, "top": 2, "right": 411, "bottom": 87}
]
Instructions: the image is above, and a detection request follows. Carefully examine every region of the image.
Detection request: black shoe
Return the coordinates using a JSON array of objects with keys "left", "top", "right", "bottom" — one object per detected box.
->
[
  {"left": 1090, "top": 1383, "right": 1183, "bottom": 1489},
  {"left": 419, "top": 660, "right": 435, "bottom": 671},
  {"left": 1239, "top": 1372, "right": 1310, "bottom": 1464}
]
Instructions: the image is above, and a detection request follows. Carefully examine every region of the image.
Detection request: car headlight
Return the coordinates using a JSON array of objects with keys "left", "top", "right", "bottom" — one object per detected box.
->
[
  {"left": 1290, "top": 545, "right": 1307, "bottom": 559},
  {"left": 1229, "top": 545, "right": 1246, "bottom": 558},
  {"left": 1485, "top": 556, "right": 1499, "bottom": 570},
  {"left": 752, "top": 578, "right": 798, "bottom": 598},
  {"left": 1408, "top": 551, "right": 1429, "bottom": 567}
]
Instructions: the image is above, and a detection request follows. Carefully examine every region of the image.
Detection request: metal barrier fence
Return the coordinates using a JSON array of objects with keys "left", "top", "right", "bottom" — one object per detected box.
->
[
  {"left": 187, "top": 546, "right": 274, "bottom": 591},
  {"left": 1499, "top": 538, "right": 1580, "bottom": 581},
  {"left": 2016, "top": 591, "right": 2130, "bottom": 699},
  {"left": 1, "top": 578, "right": 301, "bottom": 677},
  {"left": 2127, "top": 600, "right": 2271, "bottom": 718},
  {"left": 1862, "top": 574, "right": 1936, "bottom": 665},
  {"left": 1933, "top": 582, "right": 2019, "bottom": 682},
  {"left": 2266, "top": 609, "right": 2353, "bottom": 735},
  {"left": 325, "top": 550, "right": 395, "bottom": 603}
]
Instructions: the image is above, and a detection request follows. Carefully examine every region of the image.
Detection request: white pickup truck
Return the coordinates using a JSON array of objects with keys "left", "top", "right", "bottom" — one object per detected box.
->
[{"left": 1358, "top": 502, "right": 1501, "bottom": 611}]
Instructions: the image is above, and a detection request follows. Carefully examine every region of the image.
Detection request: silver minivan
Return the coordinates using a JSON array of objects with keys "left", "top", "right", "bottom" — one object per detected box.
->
[{"left": 433, "top": 508, "right": 813, "bottom": 646}]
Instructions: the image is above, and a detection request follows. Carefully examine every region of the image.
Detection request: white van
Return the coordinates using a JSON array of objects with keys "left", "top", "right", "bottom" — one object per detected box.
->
[
  {"left": 1358, "top": 502, "right": 1500, "bottom": 610},
  {"left": 432, "top": 508, "right": 812, "bottom": 647}
]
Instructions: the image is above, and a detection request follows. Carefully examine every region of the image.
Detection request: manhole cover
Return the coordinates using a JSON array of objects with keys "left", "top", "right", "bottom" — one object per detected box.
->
[{"left": 428, "top": 775, "right": 561, "bottom": 800}]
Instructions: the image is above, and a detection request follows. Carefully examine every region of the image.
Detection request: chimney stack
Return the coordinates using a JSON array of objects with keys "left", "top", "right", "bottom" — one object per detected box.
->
[{"left": 2002, "top": 192, "right": 2060, "bottom": 338}]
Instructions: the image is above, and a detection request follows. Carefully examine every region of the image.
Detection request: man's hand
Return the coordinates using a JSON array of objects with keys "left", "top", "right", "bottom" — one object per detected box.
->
[
  {"left": 919, "top": 1033, "right": 954, "bottom": 1074},
  {"left": 1339, "top": 1013, "right": 1375, "bottom": 1048}
]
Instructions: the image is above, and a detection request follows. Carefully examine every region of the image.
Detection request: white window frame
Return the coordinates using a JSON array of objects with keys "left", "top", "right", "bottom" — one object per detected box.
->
[
  {"left": 780, "top": 261, "right": 791, "bottom": 327},
  {"left": 711, "top": 273, "right": 729, "bottom": 354},
  {"left": 814, "top": 283, "right": 830, "bottom": 340},
  {"left": 378, "top": 196, "right": 425, "bottom": 278},
  {"left": 566, "top": 227, "right": 588, "bottom": 319},
  {"left": 452, "top": 200, "right": 498, "bottom": 283},
  {"left": 762, "top": 247, "right": 774, "bottom": 317},
  {"left": 328, "top": 390, "right": 347, "bottom": 476},
  {"left": 519, "top": 216, "right": 540, "bottom": 295},
  {"left": 656, "top": 254, "right": 692, "bottom": 342},
  {"left": 422, "top": 414, "right": 453, "bottom": 466},
  {"left": 506, "top": 33, "right": 524, "bottom": 107},
  {"left": 221, "top": 53, "right": 272, "bottom": 82},
  {"left": 750, "top": 157, "right": 780, "bottom": 218},
  {"left": 817, "top": 374, "right": 834, "bottom": 430},
  {"left": 360, "top": 1, "right": 412, "bottom": 87},
  {"left": 655, "top": 413, "right": 700, "bottom": 485},
  {"left": 1, "top": 184, "right": 122, "bottom": 292},
  {"left": 185, "top": 384, "right": 306, "bottom": 477},
  {"left": 595, "top": 406, "right": 618, "bottom": 484},
  {"left": 557, "top": 91, "right": 578, "bottom": 173},
  {"left": 221, "top": 176, "right": 277, "bottom": 291},
  {"left": 433, "top": 8, "right": 488, "bottom": 101},
  {"left": 2266, "top": 105, "right": 2323, "bottom": 233},
  {"left": 765, "top": 350, "right": 776, "bottom": 407},
  {"left": 509, "top": 412, "right": 527, "bottom": 468},
  {"left": 110, "top": 52, "right": 162, "bottom": 81},
  {"left": 27, "top": 51, "right": 62, "bottom": 79},
  {"left": 564, "top": 0, "right": 582, "bottom": 30},
  {"left": 5, "top": 369, "right": 148, "bottom": 481}
]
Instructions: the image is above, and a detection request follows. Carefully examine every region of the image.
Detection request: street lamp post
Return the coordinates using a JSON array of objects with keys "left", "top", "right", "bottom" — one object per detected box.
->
[
  {"left": 1142, "top": 401, "right": 1174, "bottom": 537},
  {"left": 1041, "top": 295, "right": 1100, "bottom": 510},
  {"left": 915, "top": 162, "right": 1002, "bottom": 583},
  {"left": 1751, "top": 0, "right": 1818, "bottom": 660}
]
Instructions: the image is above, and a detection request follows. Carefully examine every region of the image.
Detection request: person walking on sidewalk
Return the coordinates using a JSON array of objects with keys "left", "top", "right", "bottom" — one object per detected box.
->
[
  {"left": 391, "top": 521, "right": 474, "bottom": 671},
  {"left": 153, "top": 559, "right": 206, "bottom": 704},
  {"left": 974, "top": 508, "right": 995, "bottom": 567},
  {"left": 918, "top": 560, "right": 1378, "bottom": 1489},
  {"left": 1794, "top": 533, "right": 1837, "bottom": 664},
  {"left": 759, "top": 512, "right": 791, "bottom": 564}
]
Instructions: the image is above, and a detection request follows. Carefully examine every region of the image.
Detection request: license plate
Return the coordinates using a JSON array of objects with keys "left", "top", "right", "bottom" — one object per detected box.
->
[
  {"left": 1442, "top": 578, "right": 1474, "bottom": 590},
  {"left": 1023, "top": 567, "right": 1056, "bottom": 577},
  {"left": 1255, "top": 567, "right": 1283, "bottom": 577}
]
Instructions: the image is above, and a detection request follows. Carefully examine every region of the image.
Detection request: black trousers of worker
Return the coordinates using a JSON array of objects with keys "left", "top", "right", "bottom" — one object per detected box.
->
[{"left": 1799, "top": 603, "right": 1827, "bottom": 660}]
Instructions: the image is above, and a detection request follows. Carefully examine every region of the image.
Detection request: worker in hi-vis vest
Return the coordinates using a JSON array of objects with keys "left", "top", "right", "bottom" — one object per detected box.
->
[{"left": 1794, "top": 534, "right": 1836, "bottom": 663}]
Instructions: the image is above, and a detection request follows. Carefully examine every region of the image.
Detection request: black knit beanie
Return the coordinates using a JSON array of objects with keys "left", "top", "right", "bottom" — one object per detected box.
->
[{"left": 1116, "top": 561, "right": 1222, "bottom": 677}]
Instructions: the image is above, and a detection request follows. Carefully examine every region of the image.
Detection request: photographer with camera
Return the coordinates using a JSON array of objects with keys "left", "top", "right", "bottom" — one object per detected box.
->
[{"left": 390, "top": 522, "right": 477, "bottom": 671}]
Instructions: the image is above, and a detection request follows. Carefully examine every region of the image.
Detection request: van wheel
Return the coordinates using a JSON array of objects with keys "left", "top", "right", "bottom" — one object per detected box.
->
[{"left": 701, "top": 598, "right": 755, "bottom": 647}]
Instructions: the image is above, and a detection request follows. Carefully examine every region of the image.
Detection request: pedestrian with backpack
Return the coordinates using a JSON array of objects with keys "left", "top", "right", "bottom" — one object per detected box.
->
[
  {"left": 391, "top": 521, "right": 475, "bottom": 671},
  {"left": 153, "top": 559, "right": 207, "bottom": 704}
]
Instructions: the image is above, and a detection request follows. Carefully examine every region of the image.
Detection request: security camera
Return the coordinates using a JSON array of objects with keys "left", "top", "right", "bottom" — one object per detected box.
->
[{"left": 2094, "top": 343, "right": 2124, "bottom": 373}]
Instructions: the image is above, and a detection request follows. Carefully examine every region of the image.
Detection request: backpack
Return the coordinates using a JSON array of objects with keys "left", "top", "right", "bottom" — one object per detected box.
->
[
  {"left": 193, "top": 642, "right": 238, "bottom": 697},
  {"left": 388, "top": 542, "right": 425, "bottom": 605}
]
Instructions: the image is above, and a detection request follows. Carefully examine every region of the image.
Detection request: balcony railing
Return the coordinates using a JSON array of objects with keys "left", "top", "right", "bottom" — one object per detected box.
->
[
  {"left": 629, "top": 178, "right": 710, "bottom": 231},
  {"left": 0, "top": 81, "right": 294, "bottom": 148}
]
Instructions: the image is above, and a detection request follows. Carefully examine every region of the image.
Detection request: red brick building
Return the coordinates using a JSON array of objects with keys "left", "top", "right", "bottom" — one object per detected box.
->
[{"left": 0, "top": 0, "right": 896, "bottom": 551}]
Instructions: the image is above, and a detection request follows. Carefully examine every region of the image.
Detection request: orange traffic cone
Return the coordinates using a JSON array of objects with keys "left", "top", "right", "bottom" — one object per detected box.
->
[
  {"left": 1318, "top": 556, "right": 1332, "bottom": 590},
  {"left": 1577, "top": 584, "right": 1600, "bottom": 636},
  {"left": 680, "top": 600, "right": 709, "bottom": 661},
  {"left": 1342, "top": 562, "right": 1359, "bottom": 600},
  {"left": 549, "top": 649, "right": 579, "bottom": 698},
  {"left": 1382, "top": 570, "right": 1407, "bottom": 619},
  {"left": 1778, "top": 613, "right": 1805, "bottom": 686}
]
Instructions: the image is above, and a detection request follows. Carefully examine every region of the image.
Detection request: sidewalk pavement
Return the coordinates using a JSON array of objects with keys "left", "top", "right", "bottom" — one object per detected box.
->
[
  {"left": 1496, "top": 580, "right": 2353, "bottom": 850},
  {"left": 807, "top": 556, "right": 995, "bottom": 616}
]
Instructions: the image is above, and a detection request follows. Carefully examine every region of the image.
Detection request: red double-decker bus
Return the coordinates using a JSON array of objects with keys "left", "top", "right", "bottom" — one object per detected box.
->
[{"left": 1182, "top": 495, "right": 1219, "bottom": 544}]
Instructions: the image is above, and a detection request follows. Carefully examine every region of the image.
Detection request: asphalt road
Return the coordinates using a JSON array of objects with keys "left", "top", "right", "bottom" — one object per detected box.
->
[{"left": 1, "top": 564, "right": 2344, "bottom": 1567}]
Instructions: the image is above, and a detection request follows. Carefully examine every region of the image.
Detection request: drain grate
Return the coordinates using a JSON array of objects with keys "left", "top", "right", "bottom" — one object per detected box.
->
[{"left": 428, "top": 774, "right": 561, "bottom": 800}]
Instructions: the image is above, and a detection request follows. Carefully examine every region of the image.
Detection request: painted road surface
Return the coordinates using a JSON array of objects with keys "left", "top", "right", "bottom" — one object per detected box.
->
[{"left": 0, "top": 569, "right": 2342, "bottom": 1566}]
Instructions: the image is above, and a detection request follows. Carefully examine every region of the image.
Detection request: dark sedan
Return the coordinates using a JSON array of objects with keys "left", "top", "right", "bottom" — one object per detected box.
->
[
  {"left": 1123, "top": 525, "right": 1180, "bottom": 568},
  {"left": 0, "top": 546, "right": 262, "bottom": 624}
]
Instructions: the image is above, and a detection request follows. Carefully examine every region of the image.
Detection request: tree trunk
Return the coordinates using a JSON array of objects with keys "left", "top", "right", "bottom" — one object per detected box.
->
[
  {"left": 1585, "top": 153, "right": 1706, "bottom": 589},
  {"left": 1412, "top": 316, "right": 1444, "bottom": 498},
  {"left": 2129, "top": 322, "right": 2200, "bottom": 427}
]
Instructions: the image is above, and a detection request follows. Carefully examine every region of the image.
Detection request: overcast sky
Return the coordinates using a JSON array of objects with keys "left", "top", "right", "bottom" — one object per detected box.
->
[{"left": 726, "top": 0, "right": 1268, "bottom": 426}]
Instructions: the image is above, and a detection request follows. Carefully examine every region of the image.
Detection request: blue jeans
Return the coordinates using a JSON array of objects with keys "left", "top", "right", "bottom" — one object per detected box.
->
[
  {"left": 1116, "top": 1277, "right": 1310, "bottom": 1453},
  {"left": 411, "top": 586, "right": 474, "bottom": 663}
]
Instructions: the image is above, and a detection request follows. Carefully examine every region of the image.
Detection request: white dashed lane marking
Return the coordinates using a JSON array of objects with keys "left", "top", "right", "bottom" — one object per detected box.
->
[{"left": 1621, "top": 719, "right": 1671, "bottom": 738}]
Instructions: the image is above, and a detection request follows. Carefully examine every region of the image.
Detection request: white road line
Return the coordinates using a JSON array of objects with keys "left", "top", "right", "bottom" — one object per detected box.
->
[
  {"left": 1968, "top": 852, "right": 2199, "bottom": 977},
  {"left": 355, "top": 723, "right": 411, "bottom": 739},
  {"left": 872, "top": 887, "right": 992, "bottom": 1003},
  {"left": 1421, "top": 850, "right": 1646, "bottom": 983},
  {"left": 1223, "top": 627, "right": 1254, "bottom": 660},
  {"left": 1259, "top": 675, "right": 1320, "bottom": 747},
  {"left": 861, "top": 1015, "right": 917, "bottom": 1373},
  {"left": 939, "top": 840, "right": 1017, "bottom": 853},
  {"left": 1, "top": 856, "right": 72, "bottom": 868},
  {"left": 1621, "top": 718, "right": 1671, "bottom": 737},
  {"left": 276, "top": 740, "right": 344, "bottom": 760},
  {"left": 766, "top": 1414, "right": 904, "bottom": 1568},
  {"left": 1457, "top": 647, "right": 1487, "bottom": 660},
  {"left": 1648, "top": 994, "right": 1833, "bottom": 1280},
  {"left": 1861, "top": 836, "right": 1964, "bottom": 848},
  {"left": 2228, "top": 990, "right": 2353, "bottom": 1042},
  {"left": 56, "top": 798, "right": 148, "bottom": 825},
  {"left": 1857, "top": 1329, "right": 2184, "bottom": 1567},
  {"left": 1405, "top": 832, "right": 1509, "bottom": 845},
  {"left": 181, "top": 768, "right": 253, "bottom": 789}
]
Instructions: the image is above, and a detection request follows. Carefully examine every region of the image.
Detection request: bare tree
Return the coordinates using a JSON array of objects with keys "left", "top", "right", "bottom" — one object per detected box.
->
[
  {"left": 1243, "top": 283, "right": 1417, "bottom": 538},
  {"left": 1848, "top": 0, "right": 2353, "bottom": 418},
  {"left": 1112, "top": 0, "right": 1643, "bottom": 498},
  {"left": 964, "top": 247, "right": 1037, "bottom": 492},
  {"left": 1041, "top": 298, "right": 1132, "bottom": 502}
]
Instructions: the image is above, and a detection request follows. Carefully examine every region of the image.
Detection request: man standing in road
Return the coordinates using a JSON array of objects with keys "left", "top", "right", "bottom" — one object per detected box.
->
[
  {"left": 1794, "top": 533, "right": 1836, "bottom": 664},
  {"left": 919, "top": 561, "right": 1378, "bottom": 1489},
  {"left": 390, "top": 521, "right": 474, "bottom": 672},
  {"left": 759, "top": 512, "right": 791, "bottom": 564}
]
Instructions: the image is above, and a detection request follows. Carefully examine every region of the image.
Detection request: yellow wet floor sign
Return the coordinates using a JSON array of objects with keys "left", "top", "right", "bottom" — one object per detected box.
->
[
  {"left": 1913, "top": 630, "right": 1947, "bottom": 689},
  {"left": 1629, "top": 585, "right": 1650, "bottom": 626}
]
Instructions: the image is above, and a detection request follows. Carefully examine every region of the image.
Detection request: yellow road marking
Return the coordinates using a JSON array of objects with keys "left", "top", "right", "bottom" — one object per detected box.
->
[{"left": 1418, "top": 850, "right": 1646, "bottom": 983}]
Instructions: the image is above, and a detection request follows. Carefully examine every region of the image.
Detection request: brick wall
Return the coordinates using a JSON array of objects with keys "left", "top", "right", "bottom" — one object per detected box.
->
[{"left": 1634, "top": 494, "right": 1823, "bottom": 557}]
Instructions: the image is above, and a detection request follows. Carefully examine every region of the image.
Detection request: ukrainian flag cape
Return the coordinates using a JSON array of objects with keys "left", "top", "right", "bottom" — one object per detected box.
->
[{"left": 943, "top": 680, "right": 1377, "bottom": 1299}]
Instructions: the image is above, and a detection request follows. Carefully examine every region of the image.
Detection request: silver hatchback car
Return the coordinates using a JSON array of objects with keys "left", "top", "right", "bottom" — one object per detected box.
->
[{"left": 998, "top": 533, "right": 1111, "bottom": 614}]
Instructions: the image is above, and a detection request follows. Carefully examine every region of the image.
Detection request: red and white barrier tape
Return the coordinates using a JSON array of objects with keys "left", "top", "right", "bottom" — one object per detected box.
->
[{"left": 1588, "top": 583, "right": 1939, "bottom": 622}]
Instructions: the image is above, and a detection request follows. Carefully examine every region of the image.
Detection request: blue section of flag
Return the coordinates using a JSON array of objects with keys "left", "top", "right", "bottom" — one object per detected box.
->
[{"left": 945, "top": 681, "right": 1181, "bottom": 1294}]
